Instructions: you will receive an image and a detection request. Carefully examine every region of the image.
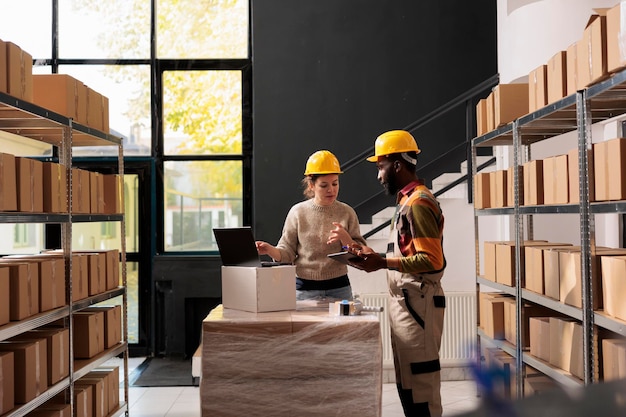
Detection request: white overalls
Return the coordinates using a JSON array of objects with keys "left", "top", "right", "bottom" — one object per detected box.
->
[{"left": 387, "top": 195, "right": 446, "bottom": 417}]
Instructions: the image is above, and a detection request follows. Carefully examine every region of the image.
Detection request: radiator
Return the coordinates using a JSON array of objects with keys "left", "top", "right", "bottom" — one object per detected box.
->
[{"left": 360, "top": 291, "right": 476, "bottom": 367}]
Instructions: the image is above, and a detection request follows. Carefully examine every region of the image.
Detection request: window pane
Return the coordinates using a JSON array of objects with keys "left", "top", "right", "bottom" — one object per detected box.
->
[
  {"left": 124, "top": 174, "right": 139, "bottom": 254},
  {"left": 60, "top": 0, "right": 150, "bottom": 59},
  {"left": 59, "top": 65, "right": 151, "bottom": 156},
  {"left": 73, "top": 222, "right": 121, "bottom": 251},
  {"left": 0, "top": 1, "right": 51, "bottom": 59},
  {"left": 164, "top": 160, "right": 242, "bottom": 251},
  {"left": 157, "top": 0, "right": 248, "bottom": 59},
  {"left": 0, "top": 224, "right": 45, "bottom": 254},
  {"left": 163, "top": 71, "right": 242, "bottom": 156}
]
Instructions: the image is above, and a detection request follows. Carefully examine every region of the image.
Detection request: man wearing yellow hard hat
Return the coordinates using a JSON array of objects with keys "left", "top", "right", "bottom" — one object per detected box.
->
[
  {"left": 256, "top": 150, "right": 366, "bottom": 300},
  {"left": 346, "top": 130, "right": 447, "bottom": 417}
]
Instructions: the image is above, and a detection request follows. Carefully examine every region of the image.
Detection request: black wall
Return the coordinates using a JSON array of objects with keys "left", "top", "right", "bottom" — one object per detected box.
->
[{"left": 252, "top": 0, "right": 497, "bottom": 243}]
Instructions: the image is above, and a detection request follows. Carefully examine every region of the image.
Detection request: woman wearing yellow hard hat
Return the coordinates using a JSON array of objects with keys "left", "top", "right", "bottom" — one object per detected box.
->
[{"left": 255, "top": 150, "right": 366, "bottom": 300}]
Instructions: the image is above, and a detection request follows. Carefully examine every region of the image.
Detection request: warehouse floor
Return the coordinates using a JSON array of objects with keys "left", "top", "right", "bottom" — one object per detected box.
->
[{"left": 119, "top": 357, "right": 481, "bottom": 416}]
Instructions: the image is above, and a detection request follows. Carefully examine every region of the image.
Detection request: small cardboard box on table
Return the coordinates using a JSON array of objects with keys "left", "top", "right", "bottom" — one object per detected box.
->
[
  {"left": 221, "top": 265, "right": 296, "bottom": 313},
  {"left": 201, "top": 304, "right": 382, "bottom": 417}
]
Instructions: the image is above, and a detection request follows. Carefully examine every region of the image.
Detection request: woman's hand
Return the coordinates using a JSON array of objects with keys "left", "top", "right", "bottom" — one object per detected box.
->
[
  {"left": 327, "top": 222, "right": 352, "bottom": 246},
  {"left": 255, "top": 241, "right": 281, "bottom": 261}
]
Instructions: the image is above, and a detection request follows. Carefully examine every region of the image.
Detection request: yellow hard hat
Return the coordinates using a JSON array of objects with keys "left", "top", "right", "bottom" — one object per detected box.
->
[
  {"left": 366, "top": 130, "right": 421, "bottom": 162},
  {"left": 304, "top": 150, "right": 343, "bottom": 175}
]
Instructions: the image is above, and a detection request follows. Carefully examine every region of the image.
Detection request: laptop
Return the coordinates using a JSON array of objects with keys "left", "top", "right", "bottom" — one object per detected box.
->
[{"left": 213, "top": 227, "right": 286, "bottom": 267}]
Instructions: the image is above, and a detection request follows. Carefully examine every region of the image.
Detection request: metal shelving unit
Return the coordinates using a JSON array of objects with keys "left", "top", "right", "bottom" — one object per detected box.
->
[
  {"left": 472, "top": 66, "right": 626, "bottom": 398},
  {"left": 0, "top": 92, "right": 129, "bottom": 417}
]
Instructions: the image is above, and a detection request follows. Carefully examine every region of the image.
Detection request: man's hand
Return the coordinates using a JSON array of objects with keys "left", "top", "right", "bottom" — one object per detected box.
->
[{"left": 344, "top": 243, "right": 387, "bottom": 272}]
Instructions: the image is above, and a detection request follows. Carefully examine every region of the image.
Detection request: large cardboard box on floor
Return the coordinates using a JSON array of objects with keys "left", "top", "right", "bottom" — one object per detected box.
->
[
  {"left": 221, "top": 265, "right": 296, "bottom": 313},
  {"left": 577, "top": 11, "right": 608, "bottom": 89},
  {"left": 547, "top": 50, "right": 568, "bottom": 104},
  {"left": 607, "top": 1, "right": 626, "bottom": 73},
  {"left": 493, "top": 83, "right": 529, "bottom": 127},
  {"left": 0, "top": 351, "right": 14, "bottom": 414},
  {"left": 594, "top": 137, "right": 626, "bottom": 201}
]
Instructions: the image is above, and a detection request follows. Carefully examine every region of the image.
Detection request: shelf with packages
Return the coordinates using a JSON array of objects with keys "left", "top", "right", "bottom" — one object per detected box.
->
[
  {"left": 473, "top": 66, "right": 626, "bottom": 397},
  {"left": 0, "top": 89, "right": 128, "bottom": 417}
]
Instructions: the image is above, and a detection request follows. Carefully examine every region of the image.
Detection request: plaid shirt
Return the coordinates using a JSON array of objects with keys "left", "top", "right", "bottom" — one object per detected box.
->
[{"left": 394, "top": 180, "right": 446, "bottom": 274}]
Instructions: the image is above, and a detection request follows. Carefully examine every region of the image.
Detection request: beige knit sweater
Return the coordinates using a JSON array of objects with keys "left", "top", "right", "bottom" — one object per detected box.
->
[{"left": 275, "top": 199, "right": 366, "bottom": 281}]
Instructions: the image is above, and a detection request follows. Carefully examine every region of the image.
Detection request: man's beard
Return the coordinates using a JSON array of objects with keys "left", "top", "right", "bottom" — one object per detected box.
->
[{"left": 383, "top": 171, "right": 399, "bottom": 195}]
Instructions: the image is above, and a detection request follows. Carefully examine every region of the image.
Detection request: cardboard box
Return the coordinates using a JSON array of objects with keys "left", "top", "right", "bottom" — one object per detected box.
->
[
  {"left": 474, "top": 172, "right": 490, "bottom": 209},
  {"left": 87, "top": 367, "right": 119, "bottom": 413},
  {"left": 479, "top": 292, "right": 509, "bottom": 339},
  {"left": 28, "top": 403, "right": 71, "bottom": 417},
  {"left": 483, "top": 241, "right": 498, "bottom": 282},
  {"left": 76, "top": 377, "right": 106, "bottom": 417},
  {"left": 103, "top": 174, "right": 122, "bottom": 214},
  {"left": 79, "top": 252, "right": 106, "bottom": 296},
  {"left": 607, "top": 1, "right": 626, "bottom": 72},
  {"left": 27, "top": 328, "right": 69, "bottom": 385},
  {"left": 600, "top": 255, "right": 626, "bottom": 321},
  {"left": 73, "top": 385, "right": 92, "bottom": 417},
  {"left": 32, "top": 74, "right": 79, "bottom": 119},
  {"left": 4, "top": 255, "right": 66, "bottom": 311},
  {"left": 567, "top": 147, "right": 595, "bottom": 203},
  {"left": 104, "top": 249, "right": 120, "bottom": 290},
  {"left": 523, "top": 159, "right": 544, "bottom": 205},
  {"left": 528, "top": 64, "right": 547, "bottom": 113},
  {"left": 594, "top": 137, "right": 626, "bottom": 201},
  {"left": 90, "top": 171, "right": 105, "bottom": 214},
  {"left": 489, "top": 170, "right": 507, "bottom": 208},
  {"left": 529, "top": 317, "right": 551, "bottom": 362},
  {"left": 0, "top": 266, "right": 9, "bottom": 326},
  {"left": 0, "top": 339, "right": 48, "bottom": 403},
  {"left": 504, "top": 300, "right": 554, "bottom": 348},
  {"left": 87, "top": 87, "right": 104, "bottom": 131},
  {"left": 548, "top": 317, "right": 582, "bottom": 378},
  {"left": 221, "top": 265, "right": 296, "bottom": 313},
  {"left": 0, "top": 351, "right": 14, "bottom": 414},
  {"left": 493, "top": 83, "right": 529, "bottom": 127},
  {"left": 560, "top": 247, "right": 626, "bottom": 309},
  {"left": 0, "top": 40, "right": 7, "bottom": 93},
  {"left": 543, "top": 154, "right": 569, "bottom": 205},
  {"left": 0, "top": 152, "right": 18, "bottom": 211},
  {"left": 525, "top": 244, "right": 573, "bottom": 295},
  {"left": 524, "top": 373, "right": 559, "bottom": 396},
  {"left": 0, "top": 261, "right": 40, "bottom": 320},
  {"left": 73, "top": 310, "right": 105, "bottom": 358},
  {"left": 6, "top": 42, "right": 33, "bottom": 101},
  {"left": 567, "top": 42, "right": 579, "bottom": 95},
  {"left": 42, "top": 162, "right": 67, "bottom": 213},
  {"left": 547, "top": 51, "right": 568, "bottom": 104},
  {"left": 495, "top": 241, "right": 551, "bottom": 286},
  {"left": 602, "top": 338, "right": 626, "bottom": 381},
  {"left": 15, "top": 157, "right": 33, "bottom": 212},
  {"left": 84, "top": 306, "right": 121, "bottom": 349},
  {"left": 506, "top": 165, "right": 523, "bottom": 207},
  {"left": 486, "top": 92, "right": 495, "bottom": 132},
  {"left": 476, "top": 98, "right": 489, "bottom": 136},
  {"left": 577, "top": 12, "right": 608, "bottom": 89}
]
